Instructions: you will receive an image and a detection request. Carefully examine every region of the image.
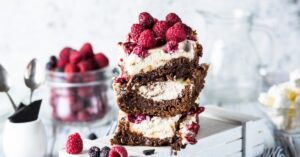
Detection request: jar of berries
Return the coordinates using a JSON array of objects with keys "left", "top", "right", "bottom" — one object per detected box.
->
[{"left": 45, "top": 43, "right": 112, "bottom": 123}]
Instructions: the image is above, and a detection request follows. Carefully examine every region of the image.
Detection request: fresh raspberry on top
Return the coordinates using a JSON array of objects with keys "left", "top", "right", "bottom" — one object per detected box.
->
[
  {"left": 166, "top": 13, "right": 182, "bottom": 26},
  {"left": 66, "top": 133, "right": 83, "bottom": 154},
  {"left": 165, "top": 40, "right": 179, "bottom": 52},
  {"left": 166, "top": 22, "right": 187, "bottom": 42},
  {"left": 130, "top": 24, "right": 145, "bottom": 42},
  {"left": 138, "top": 30, "right": 156, "bottom": 49},
  {"left": 133, "top": 45, "right": 149, "bottom": 58},
  {"left": 109, "top": 146, "right": 128, "bottom": 157},
  {"left": 64, "top": 63, "right": 79, "bottom": 73},
  {"left": 153, "top": 21, "right": 170, "bottom": 39},
  {"left": 69, "top": 51, "right": 82, "bottom": 64},
  {"left": 80, "top": 42, "right": 94, "bottom": 59},
  {"left": 139, "top": 12, "right": 155, "bottom": 28},
  {"left": 94, "top": 53, "right": 109, "bottom": 68}
]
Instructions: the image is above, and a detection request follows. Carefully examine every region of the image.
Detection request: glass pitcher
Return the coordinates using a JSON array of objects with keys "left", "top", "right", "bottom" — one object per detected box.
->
[{"left": 198, "top": 9, "right": 275, "bottom": 104}]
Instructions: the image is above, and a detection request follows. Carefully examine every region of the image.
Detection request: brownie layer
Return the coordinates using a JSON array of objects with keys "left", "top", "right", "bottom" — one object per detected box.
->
[
  {"left": 124, "top": 43, "right": 203, "bottom": 86},
  {"left": 111, "top": 109, "right": 201, "bottom": 151},
  {"left": 113, "top": 64, "right": 208, "bottom": 117}
]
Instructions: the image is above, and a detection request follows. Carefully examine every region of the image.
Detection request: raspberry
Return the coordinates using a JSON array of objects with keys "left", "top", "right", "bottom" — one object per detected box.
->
[
  {"left": 139, "top": 12, "right": 154, "bottom": 28},
  {"left": 153, "top": 21, "right": 170, "bottom": 39},
  {"left": 77, "top": 111, "right": 90, "bottom": 121},
  {"left": 133, "top": 45, "right": 149, "bottom": 58},
  {"left": 130, "top": 24, "right": 145, "bottom": 42},
  {"left": 187, "top": 122, "right": 200, "bottom": 134},
  {"left": 80, "top": 42, "right": 94, "bottom": 59},
  {"left": 66, "top": 133, "right": 83, "bottom": 154},
  {"left": 165, "top": 40, "right": 178, "bottom": 53},
  {"left": 78, "top": 60, "right": 93, "bottom": 73},
  {"left": 64, "top": 63, "right": 79, "bottom": 73},
  {"left": 69, "top": 51, "right": 82, "bottom": 64},
  {"left": 88, "top": 146, "right": 100, "bottom": 157},
  {"left": 128, "top": 114, "right": 146, "bottom": 124},
  {"left": 185, "top": 135, "right": 197, "bottom": 145},
  {"left": 109, "top": 146, "right": 128, "bottom": 157},
  {"left": 166, "top": 13, "right": 182, "bottom": 26},
  {"left": 138, "top": 30, "right": 156, "bottom": 49},
  {"left": 166, "top": 22, "right": 187, "bottom": 42},
  {"left": 94, "top": 53, "right": 109, "bottom": 68},
  {"left": 59, "top": 47, "right": 72, "bottom": 63},
  {"left": 122, "top": 42, "right": 137, "bottom": 55},
  {"left": 100, "top": 146, "right": 111, "bottom": 157},
  {"left": 188, "top": 106, "right": 205, "bottom": 115}
]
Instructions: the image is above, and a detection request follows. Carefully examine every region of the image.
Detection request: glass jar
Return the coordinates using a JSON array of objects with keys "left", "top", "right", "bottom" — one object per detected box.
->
[
  {"left": 198, "top": 9, "right": 275, "bottom": 104},
  {"left": 46, "top": 68, "right": 112, "bottom": 123}
]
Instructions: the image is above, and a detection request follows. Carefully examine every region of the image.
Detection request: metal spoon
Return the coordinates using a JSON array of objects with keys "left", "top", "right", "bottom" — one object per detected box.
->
[
  {"left": 0, "top": 64, "right": 17, "bottom": 111},
  {"left": 24, "top": 59, "right": 43, "bottom": 103}
]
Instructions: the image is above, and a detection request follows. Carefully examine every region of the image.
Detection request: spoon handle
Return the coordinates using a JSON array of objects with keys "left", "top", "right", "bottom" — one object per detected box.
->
[
  {"left": 30, "top": 89, "right": 34, "bottom": 103},
  {"left": 5, "top": 92, "right": 16, "bottom": 111}
]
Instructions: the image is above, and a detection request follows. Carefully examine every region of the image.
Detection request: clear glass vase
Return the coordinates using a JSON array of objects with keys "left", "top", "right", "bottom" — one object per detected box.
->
[{"left": 198, "top": 9, "right": 275, "bottom": 104}]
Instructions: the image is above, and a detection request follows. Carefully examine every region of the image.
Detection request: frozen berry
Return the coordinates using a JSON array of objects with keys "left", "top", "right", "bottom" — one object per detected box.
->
[
  {"left": 88, "top": 146, "right": 100, "bottom": 157},
  {"left": 187, "top": 122, "right": 200, "bottom": 134},
  {"left": 94, "top": 53, "right": 109, "bottom": 68},
  {"left": 185, "top": 135, "right": 197, "bottom": 144},
  {"left": 166, "top": 13, "right": 182, "bottom": 26},
  {"left": 143, "top": 149, "right": 155, "bottom": 155},
  {"left": 138, "top": 30, "right": 156, "bottom": 49},
  {"left": 139, "top": 12, "right": 154, "bottom": 28},
  {"left": 100, "top": 146, "right": 111, "bottom": 157},
  {"left": 64, "top": 63, "right": 79, "bottom": 73},
  {"left": 133, "top": 45, "right": 149, "bottom": 58},
  {"left": 59, "top": 47, "right": 72, "bottom": 63},
  {"left": 128, "top": 114, "right": 146, "bottom": 124},
  {"left": 109, "top": 146, "right": 128, "bottom": 157},
  {"left": 80, "top": 42, "right": 94, "bottom": 59},
  {"left": 78, "top": 60, "right": 93, "bottom": 73},
  {"left": 130, "top": 24, "right": 145, "bottom": 42},
  {"left": 66, "top": 133, "right": 83, "bottom": 154},
  {"left": 122, "top": 42, "right": 137, "bottom": 55},
  {"left": 166, "top": 22, "right": 187, "bottom": 42},
  {"left": 153, "top": 21, "right": 170, "bottom": 39},
  {"left": 164, "top": 40, "right": 178, "bottom": 52},
  {"left": 69, "top": 51, "right": 82, "bottom": 64},
  {"left": 88, "top": 133, "right": 98, "bottom": 140}
]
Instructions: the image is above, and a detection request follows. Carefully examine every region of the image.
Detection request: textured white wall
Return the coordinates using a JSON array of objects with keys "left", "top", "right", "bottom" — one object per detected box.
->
[{"left": 0, "top": 0, "right": 299, "bottom": 112}]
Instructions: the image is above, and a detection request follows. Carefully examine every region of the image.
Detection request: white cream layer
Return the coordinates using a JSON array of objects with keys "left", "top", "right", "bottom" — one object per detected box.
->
[
  {"left": 137, "top": 79, "right": 192, "bottom": 101},
  {"left": 179, "top": 114, "right": 198, "bottom": 145},
  {"left": 122, "top": 40, "right": 198, "bottom": 76},
  {"left": 119, "top": 111, "right": 181, "bottom": 139}
]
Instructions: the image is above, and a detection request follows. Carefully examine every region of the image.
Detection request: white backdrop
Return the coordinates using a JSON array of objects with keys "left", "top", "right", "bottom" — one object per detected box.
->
[{"left": 0, "top": 0, "right": 299, "bottom": 112}]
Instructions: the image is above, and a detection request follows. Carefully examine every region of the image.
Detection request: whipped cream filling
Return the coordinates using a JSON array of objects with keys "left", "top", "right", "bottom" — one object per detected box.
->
[
  {"left": 259, "top": 70, "right": 300, "bottom": 132},
  {"left": 179, "top": 114, "right": 198, "bottom": 145},
  {"left": 119, "top": 111, "right": 181, "bottom": 139},
  {"left": 137, "top": 79, "right": 192, "bottom": 101},
  {"left": 122, "top": 40, "right": 198, "bottom": 76}
]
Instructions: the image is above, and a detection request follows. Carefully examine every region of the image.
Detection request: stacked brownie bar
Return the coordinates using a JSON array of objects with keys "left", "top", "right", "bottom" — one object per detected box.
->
[{"left": 111, "top": 12, "right": 208, "bottom": 151}]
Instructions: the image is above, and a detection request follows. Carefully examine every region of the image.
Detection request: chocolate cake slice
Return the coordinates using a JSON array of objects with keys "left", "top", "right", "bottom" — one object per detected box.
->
[
  {"left": 111, "top": 12, "right": 208, "bottom": 152},
  {"left": 111, "top": 107, "right": 204, "bottom": 151},
  {"left": 113, "top": 64, "right": 208, "bottom": 117}
]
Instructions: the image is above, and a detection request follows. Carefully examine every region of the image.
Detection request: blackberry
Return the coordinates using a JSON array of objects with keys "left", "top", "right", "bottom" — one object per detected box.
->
[
  {"left": 100, "top": 146, "right": 110, "bottom": 157},
  {"left": 143, "top": 149, "right": 155, "bottom": 155},
  {"left": 46, "top": 61, "right": 55, "bottom": 70},
  {"left": 50, "top": 55, "right": 57, "bottom": 65},
  {"left": 88, "top": 146, "right": 100, "bottom": 157},
  {"left": 88, "top": 133, "right": 98, "bottom": 140}
]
